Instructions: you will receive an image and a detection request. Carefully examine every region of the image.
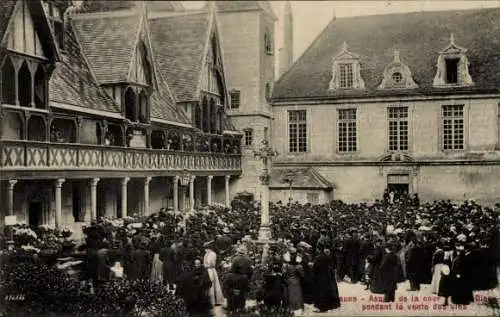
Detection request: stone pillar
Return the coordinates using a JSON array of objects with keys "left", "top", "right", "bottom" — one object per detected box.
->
[
  {"left": 258, "top": 175, "right": 272, "bottom": 241},
  {"left": 7, "top": 180, "right": 17, "bottom": 216},
  {"left": 144, "top": 177, "right": 152, "bottom": 216},
  {"left": 5, "top": 180, "right": 18, "bottom": 246},
  {"left": 189, "top": 176, "right": 195, "bottom": 212},
  {"left": 55, "top": 179, "right": 65, "bottom": 229},
  {"left": 120, "top": 177, "right": 130, "bottom": 218},
  {"left": 173, "top": 176, "right": 179, "bottom": 212},
  {"left": 90, "top": 178, "right": 100, "bottom": 221},
  {"left": 207, "top": 175, "right": 213, "bottom": 206},
  {"left": 225, "top": 175, "right": 230, "bottom": 208}
]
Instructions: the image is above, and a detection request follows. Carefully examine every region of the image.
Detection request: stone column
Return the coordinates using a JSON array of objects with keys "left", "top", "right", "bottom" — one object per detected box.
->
[
  {"left": 258, "top": 174, "right": 272, "bottom": 241},
  {"left": 189, "top": 176, "right": 196, "bottom": 212},
  {"left": 173, "top": 176, "right": 179, "bottom": 212},
  {"left": 120, "top": 177, "right": 130, "bottom": 218},
  {"left": 144, "top": 177, "right": 152, "bottom": 216},
  {"left": 55, "top": 179, "right": 65, "bottom": 229},
  {"left": 207, "top": 175, "right": 213, "bottom": 206},
  {"left": 7, "top": 180, "right": 17, "bottom": 217},
  {"left": 5, "top": 180, "right": 18, "bottom": 246},
  {"left": 225, "top": 175, "right": 230, "bottom": 208},
  {"left": 90, "top": 178, "right": 100, "bottom": 221}
]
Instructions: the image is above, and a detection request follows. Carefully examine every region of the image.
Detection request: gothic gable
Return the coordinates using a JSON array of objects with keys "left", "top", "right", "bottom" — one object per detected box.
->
[
  {"left": 2, "top": 0, "right": 59, "bottom": 61},
  {"left": 199, "top": 17, "right": 229, "bottom": 103},
  {"left": 127, "top": 13, "right": 157, "bottom": 88}
]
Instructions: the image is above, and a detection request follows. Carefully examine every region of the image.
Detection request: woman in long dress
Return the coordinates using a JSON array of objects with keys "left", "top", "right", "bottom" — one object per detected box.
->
[
  {"left": 430, "top": 246, "right": 445, "bottom": 294},
  {"left": 283, "top": 248, "right": 304, "bottom": 314},
  {"left": 312, "top": 248, "right": 341, "bottom": 313},
  {"left": 203, "top": 242, "right": 224, "bottom": 306}
]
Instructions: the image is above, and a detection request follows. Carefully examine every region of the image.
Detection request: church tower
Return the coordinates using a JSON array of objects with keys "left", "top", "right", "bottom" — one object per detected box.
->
[
  {"left": 214, "top": 1, "right": 277, "bottom": 201},
  {"left": 279, "top": 1, "right": 293, "bottom": 77}
]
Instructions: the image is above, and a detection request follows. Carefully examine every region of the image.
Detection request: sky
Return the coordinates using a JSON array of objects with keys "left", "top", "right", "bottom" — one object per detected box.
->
[{"left": 183, "top": 0, "right": 500, "bottom": 62}]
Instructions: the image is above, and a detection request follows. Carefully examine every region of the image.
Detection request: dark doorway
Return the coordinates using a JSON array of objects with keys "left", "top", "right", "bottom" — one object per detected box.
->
[
  {"left": 72, "top": 182, "right": 84, "bottom": 222},
  {"left": 388, "top": 183, "right": 409, "bottom": 202},
  {"left": 28, "top": 202, "right": 42, "bottom": 227}
]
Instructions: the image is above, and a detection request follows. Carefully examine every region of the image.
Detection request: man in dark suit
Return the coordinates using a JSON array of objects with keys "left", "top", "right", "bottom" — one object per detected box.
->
[
  {"left": 128, "top": 240, "right": 152, "bottom": 280},
  {"left": 343, "top": 230, "right": 361, "bottom": 283}
]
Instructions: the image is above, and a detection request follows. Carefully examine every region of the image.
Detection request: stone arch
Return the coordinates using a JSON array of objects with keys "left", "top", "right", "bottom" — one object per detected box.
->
[
  {"left": 138, "top": 89, "right": 148, "bottom": 122},
  {"left": 50, "top": 118, "right": 77, "bottom": 143},
  {"left": 210, "top": 98, "right": 217, "bottom": 134},
  {"left": 124, "top": 87, "right": 137, "bottom": 121},
  {"left": 167, "top": 130, "right": 180, "bottom": 150},
  {"left": 194, "top": 104, "right": 202, "bottom": 130},
  {"left": 27, "top": 115, "right": 46, "bottom": 141},
  {"left": 151, "top": 130, "right": 165, "bottom": 149},
  {"left": 18, "top": 61, "right": 32, "bottom": 107},
  {"left": 107, "top": 124, "right": 123, "bottom": 146},
  {"left": 1, "top": 57, "right": 16, "bottom": 105},
  {"left": 34, "top": 64, "right": 47, "bottom": 109},
  {"left": 202, "top": 96, "right": 209, "bottom": 133},
  {"left": 2, "top": 111, "right": 23, "bottom": 139}
]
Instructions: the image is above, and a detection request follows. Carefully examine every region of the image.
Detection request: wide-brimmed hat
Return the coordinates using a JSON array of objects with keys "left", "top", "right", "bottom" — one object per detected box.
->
[{"left": 203, "top": 240, "right": 214, "bottom": 248}]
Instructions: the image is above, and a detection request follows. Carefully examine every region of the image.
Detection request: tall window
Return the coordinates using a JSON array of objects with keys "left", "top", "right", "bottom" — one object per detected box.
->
[
  {"left": 388, "top": 107, "right": 409, "bottom": 151},
  {"left": 230, "top": 90, "right": 240, "bottom": 109},
  {"left": 339, "top": 63, "right": 354, "bottom": 88},
  {"left": 244, "top": 129, "right": 253, "bottom": 146},
  {"left": 338, "top": 108, "right": 357, "bottom": 152},
  {"left": 288, "top": 110, "right": 307, "bottom": 152},
  {"left": 264, "top": 31, "right": 273, "bottom": 55},
  {"left": 442, "top": 105, "right": 464, "bottom": 150}
]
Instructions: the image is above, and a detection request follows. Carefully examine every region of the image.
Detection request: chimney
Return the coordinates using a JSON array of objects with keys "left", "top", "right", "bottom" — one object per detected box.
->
[{"left": 279, "top": 1, "right": 294, "bottom": 77}]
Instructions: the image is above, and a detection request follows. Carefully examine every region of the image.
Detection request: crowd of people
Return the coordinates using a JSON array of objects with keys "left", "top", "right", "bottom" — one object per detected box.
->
[{"left": 77, "top": 193, "right": 500, "bottom": 316}]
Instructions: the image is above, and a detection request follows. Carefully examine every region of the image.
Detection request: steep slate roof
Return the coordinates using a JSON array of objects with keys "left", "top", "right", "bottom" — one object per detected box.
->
[
  {"left": 269, "top": 168, "right": 334, "bottom": 190},
  {"left": 272, "top": 8, "right": 500, "bottom": 101},
  {"left": 50, "top": 22, "right": 120, "bottom": 113},
  {"left": 71, "top": 13, "right": 141, "bottom": 84},
  {"left": 214, "top": 1, "right": 277, "bottom": 19},
  {"left": 150, "top": 72, "right": 190, "bottom": 124},
  {"left": 149, "top": 12, "right": 211, "bottom": 102},
  {"left": 0, "top": 0, "right": 17, "bottom": 42}
]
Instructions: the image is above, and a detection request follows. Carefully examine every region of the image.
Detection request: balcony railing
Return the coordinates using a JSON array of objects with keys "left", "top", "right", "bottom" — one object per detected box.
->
[{"left": 0, "top": 140, "right": 241, "bottom": 172}]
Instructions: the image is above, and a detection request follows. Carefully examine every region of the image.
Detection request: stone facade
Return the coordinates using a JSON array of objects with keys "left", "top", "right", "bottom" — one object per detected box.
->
[
  {"left": 216, "top": 3, "right": 276, "bottom": 200},
  {"left": 272, "top": 96, "right": 500, "bottom": 205}
]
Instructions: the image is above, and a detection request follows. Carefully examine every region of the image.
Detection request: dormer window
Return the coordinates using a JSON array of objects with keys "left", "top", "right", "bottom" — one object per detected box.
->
[
  {"left": 339, "top": 63, "right": 353, "bottom": 88},
  {"left": 329, "top": 42, "right": 365, "bottom": 90},
  {"left": 433, "top": 34, "right": 473, "bottom": 87},
  {"left": 392, "top": 72, "right": 402, "bottom": 83},
  {"left": 378, "top": 50, "right": 418, "bottom": 90},
  {"left": 265, "top": 30, "right": 273, "bottom": 55}
]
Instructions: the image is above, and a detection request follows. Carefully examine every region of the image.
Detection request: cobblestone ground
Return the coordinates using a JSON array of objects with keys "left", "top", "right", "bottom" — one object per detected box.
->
[{"left": 213, "top": 280, "right": 498, "bottom": 317}]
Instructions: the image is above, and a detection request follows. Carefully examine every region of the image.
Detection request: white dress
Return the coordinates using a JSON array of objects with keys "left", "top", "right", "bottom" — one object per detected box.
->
[{"left": 204, "top": 249, "right": 224, "bottom": 306}]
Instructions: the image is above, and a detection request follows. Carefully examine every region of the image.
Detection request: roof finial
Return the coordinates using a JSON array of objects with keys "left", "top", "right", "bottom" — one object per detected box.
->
[
  {"left": 342, "top": 41, "right": 348, "bottom": 52},
  {"left": 332, "top": 9, "right": 336, "bottom": 21},
  {"left": 393, "top": 50, "right": 400, "bottom": 62},
  {"left": 450, "top": 33, "right": 455, "bottom": 45}
]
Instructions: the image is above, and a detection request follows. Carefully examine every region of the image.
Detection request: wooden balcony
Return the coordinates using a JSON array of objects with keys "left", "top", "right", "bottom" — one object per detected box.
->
[{"left": 0, "top": 140, "right": 242, "bottom": 179}]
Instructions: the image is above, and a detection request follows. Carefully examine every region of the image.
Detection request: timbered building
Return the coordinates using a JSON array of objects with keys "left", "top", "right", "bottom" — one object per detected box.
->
[{"left": 0, "top": 0, "right": 242, "bottom": 237}]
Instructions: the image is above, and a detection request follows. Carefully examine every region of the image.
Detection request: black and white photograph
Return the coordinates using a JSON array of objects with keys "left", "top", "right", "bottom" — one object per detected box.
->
[{"left": 1, "top": 0, "right": 500, "bottom": 316}]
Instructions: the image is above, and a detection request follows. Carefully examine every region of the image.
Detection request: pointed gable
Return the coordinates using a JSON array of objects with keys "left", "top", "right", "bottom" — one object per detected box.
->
[
  {"left": 149, "top": 11, "right": 211, "bottom": 102},
  {"left": 71, "top": 12, "right": 141, "bottom": 84},
  {"left": 127, "top": 14, "right": 156, "bottom": 87},
  {"left": 1, "top": 0, "right": 59, "bottom": 61}
]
